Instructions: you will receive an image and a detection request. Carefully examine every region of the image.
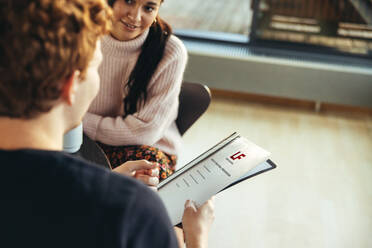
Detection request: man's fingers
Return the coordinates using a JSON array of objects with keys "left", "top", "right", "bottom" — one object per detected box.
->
[
  {"left": 200, "top": 197, "right": 215, "bottom": 213},
  {"left": 113, "top": 160, "right": 159, "bottom": 177},
  {"left": 183, "top": 198, "right": 214, "bottom": 215},
  {"left": 134, "top": 168, "right": 159, "bottom": 177},
  {"left": 146, "top": 168, "right": 159, "bottom": 177},
  {"left": 124, "top": 160, "right": 157, "bottom": 173},
  {"left": 184, "top": 200, "right": 197, "bottom": 212},
  {"left": 202, "top": 197, "right": 215, "bottom": 207},
  {"left": 135, "top": 174, "right": 159, "bottom": 186}
]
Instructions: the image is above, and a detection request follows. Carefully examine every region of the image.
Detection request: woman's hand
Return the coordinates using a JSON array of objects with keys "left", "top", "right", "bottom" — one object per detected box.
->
[
  {"left": 182, "top": 197, "right": 215, "bottom": 248},
  {"left": 113, "top": 160, "right": 159, "bottom": 188}
]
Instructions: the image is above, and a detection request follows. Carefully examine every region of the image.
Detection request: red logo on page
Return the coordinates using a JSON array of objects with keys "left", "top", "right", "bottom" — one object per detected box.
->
[{"left": 230, "top": 151, "right": 246, "bottom": 161}]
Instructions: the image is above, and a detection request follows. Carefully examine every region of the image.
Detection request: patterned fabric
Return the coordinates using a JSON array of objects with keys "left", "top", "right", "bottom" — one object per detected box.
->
[{"left": 97, "top": 143, "right": 177, "bottom": 181}]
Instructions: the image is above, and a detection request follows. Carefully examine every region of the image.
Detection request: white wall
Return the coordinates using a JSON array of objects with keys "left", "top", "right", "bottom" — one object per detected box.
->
[{"left": 183, "top": 42, "right": 372, "bottom": 108}]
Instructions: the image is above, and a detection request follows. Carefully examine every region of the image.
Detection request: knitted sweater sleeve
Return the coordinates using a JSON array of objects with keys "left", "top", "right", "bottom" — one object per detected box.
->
[{"left": 83, "top": 40, "right": 187, "bottom": 146}]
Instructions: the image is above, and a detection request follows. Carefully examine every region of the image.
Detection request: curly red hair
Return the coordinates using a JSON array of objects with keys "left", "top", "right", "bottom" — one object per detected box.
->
[{"left": 0, "top": 0, "right": 111, "bottom": 118}]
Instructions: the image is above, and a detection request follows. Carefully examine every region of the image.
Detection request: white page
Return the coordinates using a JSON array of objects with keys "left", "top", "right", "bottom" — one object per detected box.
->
[
  {"left": 158, "top": 132, "right": 239, "bottom": 189},
  {"left": 158, "top": 136, "right": 270, "bottom": 225}
]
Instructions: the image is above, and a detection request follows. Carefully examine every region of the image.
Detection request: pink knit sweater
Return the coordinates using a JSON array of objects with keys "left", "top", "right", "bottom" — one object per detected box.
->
[{"left": 83, "top": 30, "right": 188, "bottom": 156}]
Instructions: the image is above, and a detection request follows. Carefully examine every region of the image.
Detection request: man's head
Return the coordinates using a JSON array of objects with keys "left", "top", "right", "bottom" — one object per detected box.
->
[{"left": 0, "top": 0, "right": 110, "bottom": 126}]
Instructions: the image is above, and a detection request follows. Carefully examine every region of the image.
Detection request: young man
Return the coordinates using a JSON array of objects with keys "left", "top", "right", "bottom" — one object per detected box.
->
[{"left": 0, "top": 0, "right": 214, "bottom": 247}]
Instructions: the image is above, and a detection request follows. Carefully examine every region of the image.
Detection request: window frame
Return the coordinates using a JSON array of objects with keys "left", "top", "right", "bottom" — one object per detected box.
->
[{"left": 168, "top": 0, "right": 372, "bottom": 60}]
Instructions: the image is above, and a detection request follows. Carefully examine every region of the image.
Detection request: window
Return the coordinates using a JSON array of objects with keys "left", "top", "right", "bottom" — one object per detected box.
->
[
  {"left": 250, "top": 0, "right": 372, "bottom": 58},
  {"left": 160, "top": 0, "right": 372, "bottom": 59},
  {"left": 159, "top": 0, "right": 252, "bottom": 42}
]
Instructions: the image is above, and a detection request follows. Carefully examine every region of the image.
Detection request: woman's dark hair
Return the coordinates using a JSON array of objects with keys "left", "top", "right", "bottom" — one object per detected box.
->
[{"left": 108, "top": 0, "right": 172, "bottom": 117}]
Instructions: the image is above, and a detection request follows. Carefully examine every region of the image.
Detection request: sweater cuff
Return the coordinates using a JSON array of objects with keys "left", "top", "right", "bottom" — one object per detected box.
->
[{"left": 82, "top": 112, "right": 102, "bottom": 141}]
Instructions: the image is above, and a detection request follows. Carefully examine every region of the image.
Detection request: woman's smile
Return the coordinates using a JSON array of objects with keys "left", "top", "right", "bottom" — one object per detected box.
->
[{"left": 120, "top": 19, "right": 140, "bottom": 31}]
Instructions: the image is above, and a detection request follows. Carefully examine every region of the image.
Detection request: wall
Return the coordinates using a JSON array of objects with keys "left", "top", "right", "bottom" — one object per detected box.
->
[{"left": 183, "top": 41, "right": 372, "bottom": 108}]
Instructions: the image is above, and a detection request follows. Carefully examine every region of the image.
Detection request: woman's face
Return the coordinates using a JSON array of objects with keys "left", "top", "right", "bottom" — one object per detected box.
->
[{"left": 111, "top": 0, "right": 162, "bottom": 41}]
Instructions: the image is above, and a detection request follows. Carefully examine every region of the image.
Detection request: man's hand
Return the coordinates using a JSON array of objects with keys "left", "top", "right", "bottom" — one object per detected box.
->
[
  {"left": 113, "top": 160, "right": 159, "bottom": 187},
  {"left": 182, "top": 197, "right": 215, "bottom": 248}
]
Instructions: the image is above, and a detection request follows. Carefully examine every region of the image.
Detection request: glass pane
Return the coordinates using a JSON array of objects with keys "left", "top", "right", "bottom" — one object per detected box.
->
[
  {"left": 251, "top": 0, "right": 372, "bottom": 57},
  {"left": 159, "top": 0, "right": 252, "bottom": 37}
]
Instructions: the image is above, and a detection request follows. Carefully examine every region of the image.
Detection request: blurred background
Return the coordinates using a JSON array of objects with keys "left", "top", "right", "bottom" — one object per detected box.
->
[
  {"left": 161, "top": 0, "right": 372, "bottom": 56},
  {"left": 160, "top": 1, "right": 372, "bottom": 247}
]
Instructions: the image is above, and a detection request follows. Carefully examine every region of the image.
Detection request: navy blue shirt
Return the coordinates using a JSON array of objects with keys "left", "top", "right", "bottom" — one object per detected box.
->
[{"left": 0, "top": 149, "right": 178, "bottom": 248}]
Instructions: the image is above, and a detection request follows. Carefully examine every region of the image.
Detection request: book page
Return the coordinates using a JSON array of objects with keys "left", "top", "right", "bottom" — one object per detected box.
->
[
  {"left": 158, "top": 136, "right": 270, "bottom": 225},
  {"left": 158, "top": 132, "right": 240, "bottom": 189}
]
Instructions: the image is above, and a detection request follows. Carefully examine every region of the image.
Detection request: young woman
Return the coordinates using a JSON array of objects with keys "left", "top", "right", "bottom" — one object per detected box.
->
[{"left": 83, "top": 0, "right": 187, "bottom": 182}]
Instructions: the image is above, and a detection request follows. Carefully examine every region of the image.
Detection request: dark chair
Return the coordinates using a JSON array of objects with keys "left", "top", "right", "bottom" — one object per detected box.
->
[
  {"left": 75, "top": 134, "right": 111, "bottom": 169},
  {"left": 176, "top": 82, "right": 211, "bottom": 136}
]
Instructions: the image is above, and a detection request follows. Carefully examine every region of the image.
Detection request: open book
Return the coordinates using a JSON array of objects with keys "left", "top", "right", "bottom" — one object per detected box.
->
[{"left": 158, "top": 132, "right": 277, "bottom": 225}]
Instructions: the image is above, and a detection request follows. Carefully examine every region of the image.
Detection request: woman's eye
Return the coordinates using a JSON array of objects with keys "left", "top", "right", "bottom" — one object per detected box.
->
[
  {"left": 145, "top": 6, "right": 154, "bottom": 12},
  {"left": 124, "top": 0, "right": 133, "bottom": 4}
]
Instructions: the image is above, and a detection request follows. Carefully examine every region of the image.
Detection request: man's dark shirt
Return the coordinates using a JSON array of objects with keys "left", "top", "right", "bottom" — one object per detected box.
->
[{"left": 0, "top": 149, "right": 178, "bottom": 247}]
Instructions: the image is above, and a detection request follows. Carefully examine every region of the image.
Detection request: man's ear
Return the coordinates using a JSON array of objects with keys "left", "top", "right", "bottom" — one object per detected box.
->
[{"left": 61, "top": 71, "right": 79, "bottom": 105}]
